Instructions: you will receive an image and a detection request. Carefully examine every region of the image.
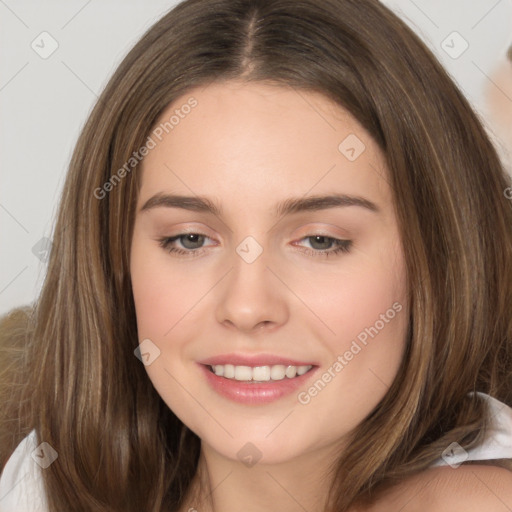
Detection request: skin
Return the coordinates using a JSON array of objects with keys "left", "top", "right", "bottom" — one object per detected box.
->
[
  {"left": 129, "top": 80, "right": 512, "bottom": 511},
  {"left": 368, "top": 465, "right": 512, "bottom": 512},
  {"left": 484, "top": 44, "right": 512, "bottom": 171}
]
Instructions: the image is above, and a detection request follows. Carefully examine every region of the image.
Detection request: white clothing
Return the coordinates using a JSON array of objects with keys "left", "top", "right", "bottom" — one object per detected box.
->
[{"left": 1, "top": 392, "right": 511, "bottom": 511}]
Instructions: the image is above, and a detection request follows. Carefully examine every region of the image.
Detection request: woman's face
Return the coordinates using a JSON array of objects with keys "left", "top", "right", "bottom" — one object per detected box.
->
[{"left": 130, "top": 80, "right": 409, "bottom": 465}]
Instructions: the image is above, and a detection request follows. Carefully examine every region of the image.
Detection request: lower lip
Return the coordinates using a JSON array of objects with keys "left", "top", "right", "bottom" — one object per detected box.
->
[{"left": 198, "top": 364, "right": 318, "bottom": 404}]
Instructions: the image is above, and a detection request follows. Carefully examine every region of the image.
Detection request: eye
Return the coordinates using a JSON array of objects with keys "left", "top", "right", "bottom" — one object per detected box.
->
[
  {"left": 158, "top": 232, "right": 352, "bottom": 259},
  {"left": 158, "top": 232, "right": 215, "bottom": 257},
  {"left": 293, "top": 235, "right": 352, "bottom": 258}
]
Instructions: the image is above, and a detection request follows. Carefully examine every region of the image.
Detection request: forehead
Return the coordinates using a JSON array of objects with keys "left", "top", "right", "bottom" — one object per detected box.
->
[{"left": 138, "top": 80, "right": 393, "bottom": 213}]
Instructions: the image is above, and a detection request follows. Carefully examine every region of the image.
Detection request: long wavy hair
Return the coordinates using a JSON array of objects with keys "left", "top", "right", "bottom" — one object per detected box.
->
[{"left": 1, "top": 0, "right": 512, "bottom": 510}]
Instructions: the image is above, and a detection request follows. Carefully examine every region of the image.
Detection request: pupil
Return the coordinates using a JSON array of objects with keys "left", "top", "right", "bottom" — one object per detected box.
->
[
  {"left": 183, "top": 234, "right": 202, "bottom": 249},
  {"left": 312, "top": 236, "right": 330, "bottom": 249}
]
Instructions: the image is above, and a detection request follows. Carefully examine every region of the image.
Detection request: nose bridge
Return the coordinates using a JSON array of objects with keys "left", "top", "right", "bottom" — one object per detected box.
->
[
  {"left": 229, "top": 233, "right": 273, "bottom": 301},
  {"left": 215, "top": 233, "right": 287, "bottom": 331}
]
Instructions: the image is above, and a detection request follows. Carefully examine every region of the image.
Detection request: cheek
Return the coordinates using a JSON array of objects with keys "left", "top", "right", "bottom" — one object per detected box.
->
[
  {"left": 485, "top": 60, "right": 512, "bottom": 163},
  {"left": 293, "top": 243, "right": 408, "bottom": 412},
  {"left": 129, "top": 234, "right": 204, "bottom": 422},
  {"left": 340, "top": 264, "right": 405, "bottom": 352},
  {"left": 486, "top": 61, "right": 512, "bottom": 128},
  {"left": 293, "top": 241, "right": 407, "bottom": 357},
  {"left": 130, "top": 234, "right": 207, "bottom": 340}
]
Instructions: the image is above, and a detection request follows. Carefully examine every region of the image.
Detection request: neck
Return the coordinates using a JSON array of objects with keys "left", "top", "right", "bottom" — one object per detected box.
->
[{"left": 180, "top": 441, "right": 343, "bottom": 512}]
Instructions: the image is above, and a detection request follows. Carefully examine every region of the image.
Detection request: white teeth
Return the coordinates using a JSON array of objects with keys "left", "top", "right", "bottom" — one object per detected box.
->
[
  {"left": 234, "top": 365, "right": 252, "bottom": 381},
  {"left": 209, "top": 363, "right": 313, "bottom": 382},
  {"left": 270, "top": 365, "right": 286, "bottom": 380},
  {"left": 285, "top": 366, "right": 297, "bottom": 378},
  {"left": 253, "top": 366, "right": 271, "bottom": 381},
  {"left": 224, "top": 364, "right": 235, "bottom": 378},
  {"left": 297, "top": 365, "right": 310, "bottom": 376}
]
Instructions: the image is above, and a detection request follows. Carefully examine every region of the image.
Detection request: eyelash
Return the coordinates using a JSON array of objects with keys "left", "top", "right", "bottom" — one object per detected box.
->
[{"left": 157, "top": 233, "right": 352, "bottom": 259}]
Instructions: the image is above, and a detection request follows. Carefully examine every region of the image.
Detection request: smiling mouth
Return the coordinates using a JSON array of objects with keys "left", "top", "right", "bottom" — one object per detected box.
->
[{"left": 207, "top": 363, "right": 314, "bottom": 383}]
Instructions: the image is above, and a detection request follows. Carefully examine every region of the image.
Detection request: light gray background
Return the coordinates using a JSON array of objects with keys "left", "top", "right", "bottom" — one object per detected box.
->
[{"left": 1, "top": 0, "right": 511, "bottom": 316}]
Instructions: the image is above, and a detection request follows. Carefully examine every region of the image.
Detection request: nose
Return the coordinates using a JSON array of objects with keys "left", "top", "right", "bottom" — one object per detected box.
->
[{"left": 215, "top": 245, "right": 289, "bottom": 334}]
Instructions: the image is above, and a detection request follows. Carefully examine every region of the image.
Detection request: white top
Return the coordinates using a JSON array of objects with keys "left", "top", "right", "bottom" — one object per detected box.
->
[{"left": 0, "top": 392, "right": 511, "bottom": 511}]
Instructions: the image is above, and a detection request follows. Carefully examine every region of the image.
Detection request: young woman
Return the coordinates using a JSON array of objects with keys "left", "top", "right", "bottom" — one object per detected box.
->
[{"left": 1, "top": 0, "right": 512, "bottom": 511}]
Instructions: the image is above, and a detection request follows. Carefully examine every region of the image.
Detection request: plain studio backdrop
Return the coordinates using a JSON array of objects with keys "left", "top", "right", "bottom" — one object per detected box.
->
[{"left": 1, "top": 0, "right": 511, "bottom": 316}]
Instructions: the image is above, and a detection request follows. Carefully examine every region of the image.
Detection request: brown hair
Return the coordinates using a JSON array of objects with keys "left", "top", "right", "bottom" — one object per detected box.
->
[
  {"left": 1, "top": 0, "right": 512, "bottom": 510},
  {"left": 0, "top": 306, "right": 33, "bottom": 470}
]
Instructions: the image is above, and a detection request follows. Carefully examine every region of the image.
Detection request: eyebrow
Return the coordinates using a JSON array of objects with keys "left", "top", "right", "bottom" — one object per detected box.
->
[{"left": 139, "top": 192, "right": 379, "bottom": 217}]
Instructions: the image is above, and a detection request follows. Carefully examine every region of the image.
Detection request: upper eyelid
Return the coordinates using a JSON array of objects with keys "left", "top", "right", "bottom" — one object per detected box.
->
[{"left": 163, "top": 221, "right": 351, "bottom": 238}]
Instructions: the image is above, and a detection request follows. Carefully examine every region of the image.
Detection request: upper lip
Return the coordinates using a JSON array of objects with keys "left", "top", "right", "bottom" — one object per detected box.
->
[{"left": 198, "top": 353, "right": 318, "bottom": 367}]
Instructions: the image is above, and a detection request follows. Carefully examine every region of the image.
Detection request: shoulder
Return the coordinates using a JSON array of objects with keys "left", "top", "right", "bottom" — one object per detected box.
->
[
  {"left": 376, "top": 464, "right": 512, "bottom": 512},
  {"left": 0, "top": 429, "right": 49, "bottom": 512},
  {"left": 427, "top": 464, "right": 512, "bottom": 510}
]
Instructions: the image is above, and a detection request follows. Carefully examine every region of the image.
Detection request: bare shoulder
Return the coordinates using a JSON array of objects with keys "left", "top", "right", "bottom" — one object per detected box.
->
[
  {"left": 426, "top": 464, "right": 512, "bottom": 510},
  {"left": 370, "top": 464, "right": 512, "bottom": 512}
]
